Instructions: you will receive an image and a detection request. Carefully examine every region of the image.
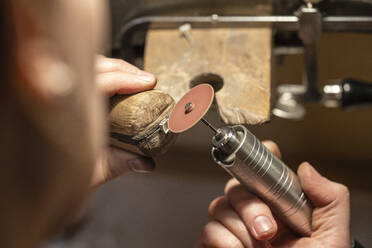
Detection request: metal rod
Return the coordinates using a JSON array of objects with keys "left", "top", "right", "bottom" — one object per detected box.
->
[
  {"left": 201, "top": 118, "right": 218, "bottom": 134},
  {"left": 117, "top": 15, "right": 372, "bottom": 47},
  {"left": 116, "top": 14, "right": 372, "bottom": 56}
]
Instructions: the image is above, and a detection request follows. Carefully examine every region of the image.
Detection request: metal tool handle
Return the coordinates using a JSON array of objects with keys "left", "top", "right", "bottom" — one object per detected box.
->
[
  {"left": 323, "top": 78, "right": 372, "bottom": 109},
  {"left": 211, "top": 125, "right": 313, "bottom": 236},
  {"left": 341, "top": 78, "right": 372, "bottom": 108}
]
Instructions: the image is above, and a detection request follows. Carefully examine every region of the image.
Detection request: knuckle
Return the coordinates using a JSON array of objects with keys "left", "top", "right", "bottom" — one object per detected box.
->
[
  {"left": 208, "top": 196, "right": 226, "bottom": 217},
  {"left": 334, "top": 183, "right": 350, "bottom": 200},
  {"left": 118, "top": 59, "right": 127, "bottom": 66},
  {"left": 225, "top": 240, "right": 243, "bottom": 248},
  {"left": 234, "top": 197, "right": 254, "bottom": 213},
  {"left": 200, "top": 223, "right": 219, "bottom": 247},
  {"left": 201, "top": 223, "right": 241, "bottom": 248},
  {"left": 226, "top": 185, "right": 248, "bottom": 203},
  {"left": 224, "top": 178, "right": 240, "bottom": 194},
  {"left": 118, "top": 60, "right": 130, "bottom": 69},
  {"left": 118, "top": 60, "right": 140, "bottom": 72},
  {"left": 227, "top": 185, "right": 255, "bottom": 204},
  {"left": 107, "top": 57, "right": 122, "bottom": 66}
]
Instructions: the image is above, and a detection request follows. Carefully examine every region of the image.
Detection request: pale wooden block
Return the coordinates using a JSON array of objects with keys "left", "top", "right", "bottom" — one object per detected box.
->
[{"left": 144, "top": 27, "right": 272, "bottom": 125}]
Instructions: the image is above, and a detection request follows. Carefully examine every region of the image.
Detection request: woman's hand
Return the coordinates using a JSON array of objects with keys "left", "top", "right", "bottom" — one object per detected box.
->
[
  {"left": 197, "top": 141, "right": 351, "bottom": 248},
  {"left": 95, "top": 55, "right": 156, "bottom": 96},
  {"left": 92, "top": 55, "right": 157, "bottom": 187}
]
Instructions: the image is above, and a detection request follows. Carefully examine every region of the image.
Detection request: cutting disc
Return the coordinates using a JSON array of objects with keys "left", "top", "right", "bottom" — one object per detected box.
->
[{"left": 168, "top": 84, "right": 214, "bottom": 133}]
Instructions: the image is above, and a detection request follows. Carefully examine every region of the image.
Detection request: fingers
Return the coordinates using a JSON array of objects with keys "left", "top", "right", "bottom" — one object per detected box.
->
[
  {"left": 297, "top": 162, "right": 351, "bottom": 243},
  {"left": 202, "top": 140, "right": 281, "bottom": 245},
  {"left": 96, "top": 71, "right": 155, "bottom": 96},
  {"left": 200, "top": 140, "right": 284, "bottom": 247},
  {"left": 224, "top": 179, "right": 278, "bottom": 241},
  {"left": 208, "top": 196, "right": 268, "bottom": 247},
  {"left": 262, "top": 140, "right": 282, "bottom": 159},
  {"left": 91, "top": 147, "right": 155, "bottom": 187},
  {"left": 198, "top": 221, "right": 245, "bottom": 248},
  {"left": 297, "top": 162, "right": 350, "bottom": 208},
  {"left": 96, "top": 55, "right": 140, "bottom": 74},
  {"left": 95, "top": 55, "right": 156, "bottom": 96}
]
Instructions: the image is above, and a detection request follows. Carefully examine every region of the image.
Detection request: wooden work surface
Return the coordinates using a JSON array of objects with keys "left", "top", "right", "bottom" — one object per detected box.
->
[{"left": 144, "top": 27, "right": 272, "bottom": 125}]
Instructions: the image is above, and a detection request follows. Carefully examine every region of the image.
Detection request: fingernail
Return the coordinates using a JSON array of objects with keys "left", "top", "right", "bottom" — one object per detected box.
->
[
  {"left": 137, "top": 72, "right": 155, "bottom": 83},
  {"left": 253, "top": 216, "right": 274, "bottom": 238},
  {"left": 127, "top": 158, "right": 155, "bottom": 173}
]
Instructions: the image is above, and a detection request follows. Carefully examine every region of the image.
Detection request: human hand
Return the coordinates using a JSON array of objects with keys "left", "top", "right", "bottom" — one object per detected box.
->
[
  {"left": 95, "top": 54, "right": 156, "bottom": 96},
  {"left": 197, "top": 141, "right": 351, "bottom": 248},
  {"left": 92, "top": 55, "right": 157, "bottom": 187}
]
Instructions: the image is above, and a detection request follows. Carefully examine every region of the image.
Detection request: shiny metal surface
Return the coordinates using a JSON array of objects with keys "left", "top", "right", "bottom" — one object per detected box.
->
[
  {"left": 298, "top": 6, "right": 322, "bottom": 102},
  {"left": 212, "top": 125, "right": 313, "bottom": 236},
  {"left": 272, "top": 86, "right": 306, "bottom": 119},
  {"left": 117, "top": 14, "right": 372, "bottom": 48},
  {"left": 323, "top": 84, "right": 342, "bottom": 108},
  {"left": 273, "top": 6, "right": 321, "bottom": 119}
]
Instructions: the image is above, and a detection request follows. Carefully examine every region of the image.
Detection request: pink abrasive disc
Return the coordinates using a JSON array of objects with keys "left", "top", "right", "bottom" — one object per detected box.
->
[{"left": 168, "top": 84, "right": 214, "bottom": 133}]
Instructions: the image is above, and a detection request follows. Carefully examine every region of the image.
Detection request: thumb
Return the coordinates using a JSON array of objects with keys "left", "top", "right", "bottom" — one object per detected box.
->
[
  {"left": 298, "top": 162, "right": 350, "bottom": 242},
  {"left": 297, "top": 162, "right": 350, "bottom": 208},
  {"left": 95, "top": 55, "right": 156, "bottom": 97},
  {"left": 92, "top": 147, "right": 155, "bottom": 187}
]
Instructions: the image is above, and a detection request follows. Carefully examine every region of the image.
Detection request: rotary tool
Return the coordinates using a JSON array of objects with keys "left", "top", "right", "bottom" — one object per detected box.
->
[{"left": 168, "top": 84, "right": 313, "bottom": 236}]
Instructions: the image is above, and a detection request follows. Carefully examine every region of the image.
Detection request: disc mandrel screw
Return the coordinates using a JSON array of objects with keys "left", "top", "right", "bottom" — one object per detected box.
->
[
  {"left": 168, "top": 84, "right": 214, "bottom": 133},
  {"left": 185, "top": 102, "right": 195, "bottom": 114}
]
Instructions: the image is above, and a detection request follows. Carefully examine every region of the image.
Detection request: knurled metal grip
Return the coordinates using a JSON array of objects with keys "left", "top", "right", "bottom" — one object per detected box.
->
[{"left": 211, "top": 125, "right": 313, "bottom": 236}]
